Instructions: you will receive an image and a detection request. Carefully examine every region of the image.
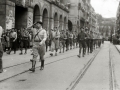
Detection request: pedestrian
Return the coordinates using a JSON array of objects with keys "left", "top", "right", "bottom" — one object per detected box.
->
[
  {"left": 8, "top": 28, "right": 17, "bottom": 54},
  {"left": 27, "top": 21, "right": 47, "bottom": 72},
  {"left": 19, "top": 28, "right": 29, "bottom": 55},
  {"left": 17, "top": 29, "right": 22, "bottom": 49},
  {"left": 0, "top": 26, "right": 3, "bottom": 73}
]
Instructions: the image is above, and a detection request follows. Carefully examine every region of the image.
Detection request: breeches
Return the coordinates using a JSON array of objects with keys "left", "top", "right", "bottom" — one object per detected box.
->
[{"left": 32, "top": 44, "right": 46, "bottom": 61}]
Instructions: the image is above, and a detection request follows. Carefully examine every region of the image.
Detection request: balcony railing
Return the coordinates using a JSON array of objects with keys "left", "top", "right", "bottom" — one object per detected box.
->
[{"left": 16, "top": 0, "right": 32, "bottom": 7}]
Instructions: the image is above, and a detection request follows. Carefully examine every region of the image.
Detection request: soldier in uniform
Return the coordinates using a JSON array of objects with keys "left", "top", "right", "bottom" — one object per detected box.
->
[
  {"left": 75, "top": 31, "right": 79, "bottom": 48},
  {"left": 84, "top": 28, "right": 88, "bottom": 55},
  {"left": 19, "top": 28, "right": 29, "bottom": 54},
  {"left": 86, "top": 28, "right": 90, "bottom": 54},
  {"left": 28, "top": 21, "right": 47, "bottom": 72},
  {"left": 59, "top": 30, "right": 66, "bottom": 53},
  {"left": 73, "top": 31, "right": 77, "bottom": 49},
  {"left": 54, "top": 27, "right": 60, "bottom": 56},
  {"left": 66, "top": 30, "right": 70, "bottom": 51},
  {"left": 77, "top": 28, "right": 86, "bottom": 57},
  {"left": 50, "top": 27, "right": 60, "bottom": 56},
  {"left": 45, "top": 30, "right": 49, "bottom": 52},
  {"left": 90, "top": 31, "right": 94, "bottom": 53}
]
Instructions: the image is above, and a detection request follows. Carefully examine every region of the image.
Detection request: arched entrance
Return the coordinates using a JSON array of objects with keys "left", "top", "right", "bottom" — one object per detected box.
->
[
  {"left": 15, "top": 6, "right": 28, "bottom": 29},
  {"left": 64, "top": 17, "right": 67, "bottom": 30},
  {"left": 68, "top": 20, "right": 73, "bottom": 31},
  {"left": 42, "top": 8, "right": 48, "bottom": 30},
  {"left": 59, "top": 15, "right": 63, "bottom": 31},
  {"left": 54, "top": 13, "right": 58, "bottom": 28},
  {"left": 33, "top": 5, "right": 40, "bottom": 23}
]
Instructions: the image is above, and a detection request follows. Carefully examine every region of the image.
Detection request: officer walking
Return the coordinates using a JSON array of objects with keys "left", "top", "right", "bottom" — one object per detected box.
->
[{"left": 28, "top": 21, "right": 47, "bottom": 72}]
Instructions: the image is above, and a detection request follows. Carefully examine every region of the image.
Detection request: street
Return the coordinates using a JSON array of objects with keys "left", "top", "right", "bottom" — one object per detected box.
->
[{"left": 0, "top": 41, "right": 119, "bottom": 90}]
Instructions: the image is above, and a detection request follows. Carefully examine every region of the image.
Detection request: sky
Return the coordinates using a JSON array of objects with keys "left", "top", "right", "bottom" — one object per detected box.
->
[{"left": 91, "top": 0, "right": 119, "bottom": 18}]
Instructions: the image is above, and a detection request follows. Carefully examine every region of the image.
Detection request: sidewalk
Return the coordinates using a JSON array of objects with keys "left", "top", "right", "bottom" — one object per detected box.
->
[
  {"left": 0, "top": 46, "right": 101, "bottom": 90},
  {"left": 2, "top": 47, "right": 78, "bottom": 69},
  {"left": 110, "top": 44, "right": 120, "bottom": 90},
  {"left": 115, "top": 45, "right": 120, "bottom": 53}
]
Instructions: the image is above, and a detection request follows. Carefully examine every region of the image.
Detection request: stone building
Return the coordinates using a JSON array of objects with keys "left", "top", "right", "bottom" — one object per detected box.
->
[
  {"left": 116, "top": 2, "right": 120, "bottom": 34},
  {"left": 0, "top": 0, "right": 69, "bottom": 32},
  {"left": 0, "top": 0, "right": 98, "bottom": 34}
]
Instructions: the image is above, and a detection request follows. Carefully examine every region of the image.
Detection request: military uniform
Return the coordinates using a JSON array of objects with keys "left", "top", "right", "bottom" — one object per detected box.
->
[
  {"left": 77, "top": 30, "right": 86, "bottom": 57},
  {"left": 59, "top": 30, "right": 66, "bottom": 53},
  {"left": 69, "top": 32, "right": 73, "bottom": 49},
  {"left": 66, "top": 31, "right": 70, "bottom": 51},
  {"left": 73, "top": 32, "right": 77, "bottom": 49},
  {"left": 28, "top": 21, "right": 47, "bottom": 72},
  {"left": 90, "top": 32, "right": 93, "bottom": 53},
  {"left": 86, "top": 32, "right": 91, "bottom": 54}
]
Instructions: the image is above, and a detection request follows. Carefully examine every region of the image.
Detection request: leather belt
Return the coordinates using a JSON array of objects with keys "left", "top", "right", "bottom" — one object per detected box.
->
[{"left": 34, "top": 40, "right": 41, "bottom": 42}]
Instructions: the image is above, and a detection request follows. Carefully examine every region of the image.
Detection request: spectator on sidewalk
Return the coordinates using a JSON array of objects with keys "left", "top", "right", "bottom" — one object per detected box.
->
[
  {"left": 8, "top": 28, "right": 17, "bottom": 54},
  {"left": 0, "top": 26, "right": 3, "bottom": 73}
]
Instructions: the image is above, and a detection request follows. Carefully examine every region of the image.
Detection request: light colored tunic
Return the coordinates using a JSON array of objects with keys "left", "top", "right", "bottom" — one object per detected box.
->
[{"left": 29, "top": 27, "right": 47, "bottom": 61}]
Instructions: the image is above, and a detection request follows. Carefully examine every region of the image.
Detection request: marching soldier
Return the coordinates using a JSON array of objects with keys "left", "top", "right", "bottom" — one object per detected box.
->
[
  {"left": 19, "top": 28, "right": 29, "bottom": 55},
  {"left": 86, "top": 28, "right": 90, "bottom": 54},
  {"left": 59, "top": 30, "right": 66, "bottom": 53},
  {"left": 77, "top": 28, "right": 86, "bottom": 58},
  {"left": 73, "top": 31, "right": 77, "bottom": 49},
  {"left": 66, "top": 30, "right": 70, "bottom": 51},
  {"left": 84, "top": 28, "right": 88, "bottom": 55},
  {"left": 28, "top": 21, "right": 47, "bottom": 72},
  {"left": 50, "top": 27, "right": 60, "bottom": 56},
  {"left": 69, "top": 32, "right": 73, "bottom": 50},
  {"left": 54, "top": 27, "right": 60, "bottom": 56},
  {"left": 90, "top": 31, "right": 94, "bottom": 53}
]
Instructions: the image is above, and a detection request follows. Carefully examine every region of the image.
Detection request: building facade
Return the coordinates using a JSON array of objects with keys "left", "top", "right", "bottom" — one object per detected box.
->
[
  {"left": 0, "top": 0, "right": 69, "bottom": 32},
  {"left": 0, "top": 0, "right": 98, "bottom": 34},
  {"left": 116, "top": 2, "right": 120, "bottom": 34}
]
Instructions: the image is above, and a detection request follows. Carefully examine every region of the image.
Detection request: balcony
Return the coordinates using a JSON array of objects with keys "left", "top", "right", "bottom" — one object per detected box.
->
[
  {"left": 15, "top": 0, "right": 32, "bottom": 7},
  {"left": 51, "top": 0, "right": 69, "bottom": 12}
]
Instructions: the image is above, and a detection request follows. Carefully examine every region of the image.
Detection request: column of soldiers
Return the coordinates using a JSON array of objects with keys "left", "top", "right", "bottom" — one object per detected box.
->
[
  {"left": 0, "top": 21, "right": 103, "bottom": 73},
  {"left": 77, "top": 27, "right": 102, "bottom": 58}
]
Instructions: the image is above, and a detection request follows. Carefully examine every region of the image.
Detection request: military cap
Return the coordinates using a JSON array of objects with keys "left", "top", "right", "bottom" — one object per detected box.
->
[{"left": 36, "top": 21, "right": 43, "bottom": 25}]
